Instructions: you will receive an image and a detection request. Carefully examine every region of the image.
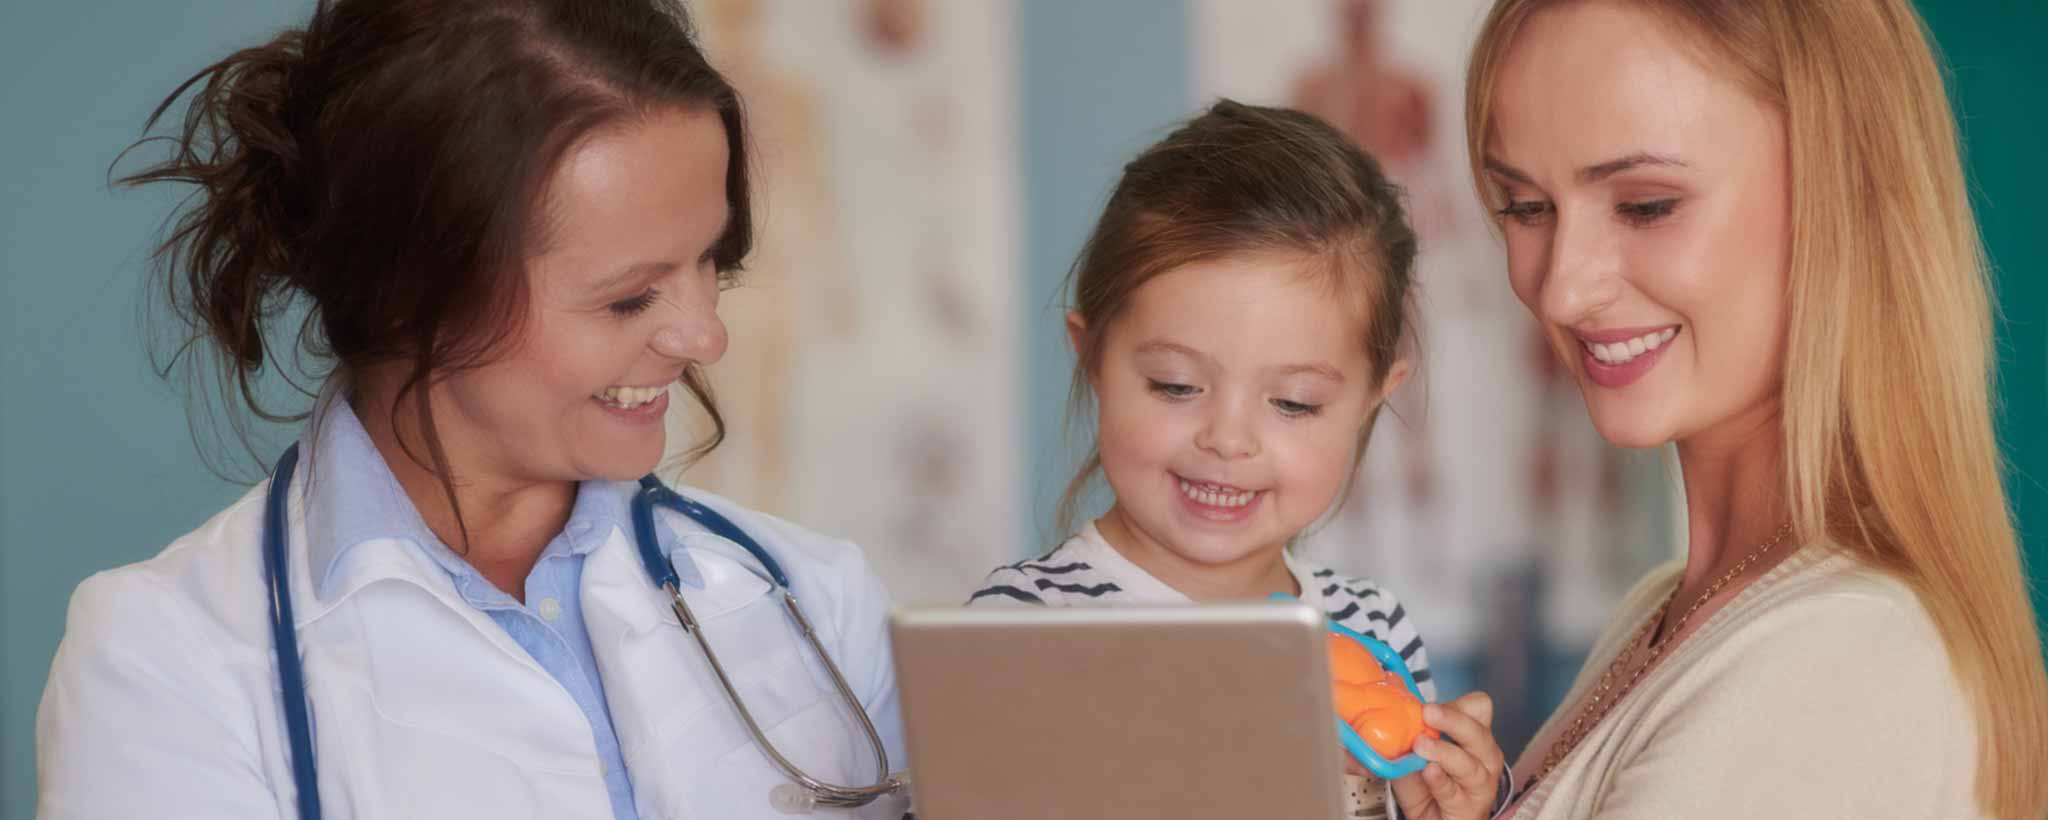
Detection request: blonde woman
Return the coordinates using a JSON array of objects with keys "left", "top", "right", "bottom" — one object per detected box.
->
[{"left": 1463, "top": 1, "right": 2048, "bottom": 818}]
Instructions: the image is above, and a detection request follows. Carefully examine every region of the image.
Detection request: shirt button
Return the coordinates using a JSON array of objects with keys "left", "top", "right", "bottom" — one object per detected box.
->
[
  {"left": 537, "top": 596, "right": 563, "bottom": 621},
  {"left": 599, "top": 759, "right": 609, "bottom": 776}
]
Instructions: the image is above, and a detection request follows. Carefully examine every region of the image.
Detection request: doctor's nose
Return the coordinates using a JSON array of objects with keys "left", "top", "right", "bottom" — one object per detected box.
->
[{"left": 651, "top": 313, "right": 728, "bottom": 366}]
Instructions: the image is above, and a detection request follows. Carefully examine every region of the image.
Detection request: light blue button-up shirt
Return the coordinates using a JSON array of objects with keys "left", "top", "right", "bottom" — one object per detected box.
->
[{"left": 301, "top": 398, "right": 647, "bottom": 820}]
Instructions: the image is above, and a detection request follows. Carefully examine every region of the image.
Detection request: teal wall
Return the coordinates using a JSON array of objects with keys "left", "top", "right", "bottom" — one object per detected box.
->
[
  {"left": 0, "top": 3, "right": 306, "bottom": 815},
  {"left": 0, "top": 2, "right": 2040, "bottom": 818},
  {"left": 1017, "top": 0, "right": 1187, "bottom": 553},
  {"left": 1, "top": 4, "right": 315, "bottom": 811},
  {"left": 1915, "top": 2, "right": 2048, "bottom": 647}
]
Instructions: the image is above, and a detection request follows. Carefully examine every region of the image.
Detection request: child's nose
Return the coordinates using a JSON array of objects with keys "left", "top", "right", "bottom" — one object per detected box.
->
[{"left": 1194, "top": 404, "right": 1259, "bottom": 460}]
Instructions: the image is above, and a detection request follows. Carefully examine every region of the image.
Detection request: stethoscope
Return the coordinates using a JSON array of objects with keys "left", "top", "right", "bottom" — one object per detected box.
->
[{"left": 263, "top": 443, "right": 908, "bottom": 818}]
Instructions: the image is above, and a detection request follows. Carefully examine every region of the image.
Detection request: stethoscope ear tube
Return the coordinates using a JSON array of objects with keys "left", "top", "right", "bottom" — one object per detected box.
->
[{"left": 265, "top": 443, "right": 326, "bottom": 819}]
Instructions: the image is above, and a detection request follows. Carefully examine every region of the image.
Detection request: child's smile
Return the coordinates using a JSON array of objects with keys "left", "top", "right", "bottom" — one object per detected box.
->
[
  {"left": 1081, "top": 249, "right": 1400, "bottom": 575},
  {"left": 1173, "top": 473, "right": 1262, "bottom": 521}
]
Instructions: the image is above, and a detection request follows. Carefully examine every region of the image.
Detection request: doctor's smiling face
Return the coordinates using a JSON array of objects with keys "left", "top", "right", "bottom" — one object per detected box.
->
[
  {"left": 423, "top": 106, "right": 736, "bottom": 484},
  {"left": 1482, "top": 0, "right": 1793, "bottom": 450}
]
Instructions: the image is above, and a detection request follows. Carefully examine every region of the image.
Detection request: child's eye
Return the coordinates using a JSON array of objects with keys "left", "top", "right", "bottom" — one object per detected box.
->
[
  {"left": 1494, "top": 198, "right": 1552, "bottom": 227},
  {"left": 607, "top": 288, "right": 660, "bottom": 317},
  {"left": 1147, "top": 380, "right": 1200, "bottom": 400},
  {"left": 1271, "top": 398, "right": 1322, "bottom": 418},
  {"left": 1616, "top": 198, "right": 1679, "bottom": 227}
]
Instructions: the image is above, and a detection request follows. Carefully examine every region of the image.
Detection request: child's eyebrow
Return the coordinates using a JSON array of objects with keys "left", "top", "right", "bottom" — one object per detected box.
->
[
  {"left": 1133, "top": 340, "right": 1212, "bottom": 361},
  {"left": 1133, "top": 340, "right": 1343, "bottom": 382},
  {"left": 1271, "top": 362, "right": 1344, "bottom": 382}
]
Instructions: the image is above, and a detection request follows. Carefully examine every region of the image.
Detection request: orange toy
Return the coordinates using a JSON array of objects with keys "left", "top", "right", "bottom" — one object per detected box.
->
[{"left": 1327, "top": 633, "right": 1438, "bottom": 759}]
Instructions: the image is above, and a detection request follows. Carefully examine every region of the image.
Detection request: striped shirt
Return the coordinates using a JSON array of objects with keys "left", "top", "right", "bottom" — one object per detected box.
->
[{"left": 966, "top": 521, "right": 1436, "bottom": 700}]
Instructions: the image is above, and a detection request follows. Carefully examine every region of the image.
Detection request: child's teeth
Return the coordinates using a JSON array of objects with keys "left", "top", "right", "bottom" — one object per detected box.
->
[{"left": 1177, "top": 478, "right": 1255, "bottom": 508}]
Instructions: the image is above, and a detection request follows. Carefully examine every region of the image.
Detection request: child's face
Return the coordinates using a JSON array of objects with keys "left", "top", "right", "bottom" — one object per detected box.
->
[{"left": 1080, "top": 251, "right": 1397, "bottom": 566}]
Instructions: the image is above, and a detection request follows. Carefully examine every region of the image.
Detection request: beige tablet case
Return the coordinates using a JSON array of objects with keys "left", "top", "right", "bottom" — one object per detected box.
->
[{"left": 891, "top": 602, "right": 1349, "bottom": 820}]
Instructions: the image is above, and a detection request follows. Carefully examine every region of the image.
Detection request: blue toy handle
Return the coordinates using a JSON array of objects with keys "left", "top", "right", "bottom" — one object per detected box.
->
[{"left": 1272, "top": 592, "right": 1430, "bottom": 780}]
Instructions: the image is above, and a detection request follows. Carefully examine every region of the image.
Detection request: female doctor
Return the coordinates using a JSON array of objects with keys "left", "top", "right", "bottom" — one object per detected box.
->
[{"left": 36, "top": 1, "right": 909, "bottom": 818}]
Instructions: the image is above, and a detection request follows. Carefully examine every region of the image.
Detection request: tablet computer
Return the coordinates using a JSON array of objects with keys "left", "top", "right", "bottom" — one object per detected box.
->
[{"left": 890, "top": 601, "right": 1348, "bottom": 820}]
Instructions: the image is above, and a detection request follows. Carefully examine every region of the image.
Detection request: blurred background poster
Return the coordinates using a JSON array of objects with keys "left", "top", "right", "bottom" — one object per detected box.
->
[
  {"left": 1189, "top": 0, "right": 1674, "bottom": 752},
  {"left": 6, "top": 1, "right": 2046, "bottom": 810},
  {"left": 675, "top": 0, "right": 1679, "bottom": 753},
  {"left": 674, "top": 0, "right": 1024, "bottom": 605}
]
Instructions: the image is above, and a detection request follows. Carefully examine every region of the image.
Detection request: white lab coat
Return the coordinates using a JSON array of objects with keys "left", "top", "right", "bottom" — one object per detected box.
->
[{"left": 36, "top": 465, "right": 910, "bottom": 819}]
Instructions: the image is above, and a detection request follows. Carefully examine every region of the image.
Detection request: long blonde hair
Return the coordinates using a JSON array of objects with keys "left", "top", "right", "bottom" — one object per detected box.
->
[{"left": 1466, "top": 1, "right": 2048, "bottom": 816}]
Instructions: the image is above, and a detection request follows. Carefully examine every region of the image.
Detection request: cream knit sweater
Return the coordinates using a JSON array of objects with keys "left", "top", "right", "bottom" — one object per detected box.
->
[{"left": 1511, "top": 544, "right": 1984, "bottom": 819}]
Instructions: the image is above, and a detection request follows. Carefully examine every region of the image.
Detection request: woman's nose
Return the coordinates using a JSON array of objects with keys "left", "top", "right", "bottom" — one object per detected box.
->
[{"left": 1538, "top": 212, "right": 1624, "bottom": 325}]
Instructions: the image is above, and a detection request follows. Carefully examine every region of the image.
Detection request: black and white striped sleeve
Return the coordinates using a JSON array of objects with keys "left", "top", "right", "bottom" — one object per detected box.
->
[
  {"left": 1311, "top": 569, "right": 1436, "bottom": 703},
  {"left": 965, "top": 548, "right": 1127, "bottom": 608},
  {"left": 963, "top": 563, "right": 1048, "bottom": 607}
]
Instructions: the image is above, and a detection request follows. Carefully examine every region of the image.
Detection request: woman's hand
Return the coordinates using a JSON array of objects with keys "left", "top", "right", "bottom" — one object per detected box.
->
[{"left": 1391, "top": 692, "right": 1505, "bottom": 820}]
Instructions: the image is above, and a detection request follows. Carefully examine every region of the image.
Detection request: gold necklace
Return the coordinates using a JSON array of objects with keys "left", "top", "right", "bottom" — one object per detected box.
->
[{"left": 1516, "top": 522, "right": 1795, "bottom": 798}]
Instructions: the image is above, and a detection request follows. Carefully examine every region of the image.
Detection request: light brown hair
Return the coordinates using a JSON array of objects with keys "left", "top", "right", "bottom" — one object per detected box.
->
[{"left": 1055, "top": 99, "right": 1419, "bottom": 538}]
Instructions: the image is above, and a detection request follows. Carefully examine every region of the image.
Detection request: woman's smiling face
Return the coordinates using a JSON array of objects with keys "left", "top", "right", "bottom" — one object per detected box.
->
[{"left": 1484, "top": 0, "right": 1793, "bottom": 450}]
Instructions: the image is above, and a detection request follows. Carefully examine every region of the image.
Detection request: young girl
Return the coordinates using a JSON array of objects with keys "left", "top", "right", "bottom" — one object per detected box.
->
[{"left": 969, "top": 101, "right": 1506, "bottom": 820}]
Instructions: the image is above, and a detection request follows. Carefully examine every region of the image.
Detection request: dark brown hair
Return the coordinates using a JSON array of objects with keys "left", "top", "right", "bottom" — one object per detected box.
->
[
  {"left": 122, "top": 0, "right": 751, "bottom": 545},
  {"left": 1055, "top": 99, "right": 1419, "bottom": 536}
]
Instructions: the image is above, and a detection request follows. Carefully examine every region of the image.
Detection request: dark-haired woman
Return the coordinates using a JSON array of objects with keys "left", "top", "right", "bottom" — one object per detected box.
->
[{"left": 35, "top": 2, "right": 907, "bottom": 818}]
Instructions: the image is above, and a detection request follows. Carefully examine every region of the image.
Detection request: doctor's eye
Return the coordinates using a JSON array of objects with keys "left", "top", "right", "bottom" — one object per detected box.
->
[
  {"left": 608, "top": 288, "right": 661, "bottom": 317},
  {"left": 1147, "top": 380, "right": 1200, "bottom": 401}
]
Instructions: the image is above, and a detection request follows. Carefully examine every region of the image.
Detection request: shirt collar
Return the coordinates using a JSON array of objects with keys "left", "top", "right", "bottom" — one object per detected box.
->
[{"left": 297, "top": 379, "right": 662, "bottom": 598}]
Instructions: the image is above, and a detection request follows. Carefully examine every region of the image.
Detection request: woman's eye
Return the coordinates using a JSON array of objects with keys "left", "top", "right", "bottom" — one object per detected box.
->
[
  {"left": 1616, "top": 198, "right": 1679, "bottom": 226},
  {"left": 1495, "top": 199, "right": 1553, "bottom": 227},
  {"left": 1271, "top": 398, "right": 1322, "bottom": 418},
  {"left": 1147, "top": 380, "right": 1200, "bottom": 400},
  {"left": 607, "top": 288, "right": 660, "bottom": 317}
]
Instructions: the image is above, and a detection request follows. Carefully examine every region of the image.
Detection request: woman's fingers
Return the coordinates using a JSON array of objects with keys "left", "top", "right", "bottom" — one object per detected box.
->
[
  {"left": 1414, "top": 733, "right": 1488, "bottom": 793},
  {"left": 1425, "top": 697, "right": 1505, "bottom": 777},
  {"left": 1446, "top": 691, "right": 1495, "bottom": 728},
  {"left": 1421, "top": 759, "right": 1461, "bottom": 807},
  {"left": 1390, "top": 768, "right": 1436, "bottom": 813}
]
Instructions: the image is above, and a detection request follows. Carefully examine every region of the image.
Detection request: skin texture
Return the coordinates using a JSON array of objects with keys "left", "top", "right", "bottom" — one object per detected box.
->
[
  {"left": 1076, "top": 251, "right": 1390, "bottom": 602},
  {"left": 1481, "top": 1, "right": 1801, "bottom": 811},
  {"left": 355, "top": 107, "right": 734, "bottom": 599}
]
